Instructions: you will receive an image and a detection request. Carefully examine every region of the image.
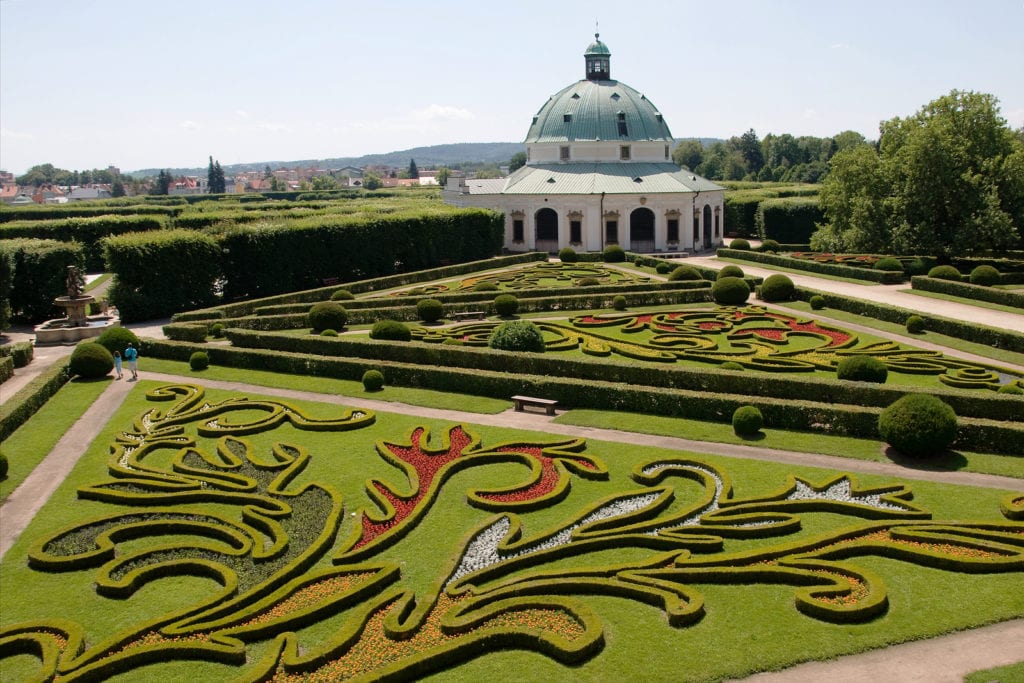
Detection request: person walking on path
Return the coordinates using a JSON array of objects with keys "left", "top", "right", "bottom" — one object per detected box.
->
[
  {"left": 124, "top": 343, "right": 138, "bottom": 381},
  {"left": 113, "top": 351, "right": 123, "bottom": 380}
]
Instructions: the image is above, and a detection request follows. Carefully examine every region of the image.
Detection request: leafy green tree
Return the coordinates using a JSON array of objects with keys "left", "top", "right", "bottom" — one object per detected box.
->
[
  {"left": 307, "top": 175, "right": 339, "bottom": 191},
  {"left": 473, "top": 164, "right": 502, "bottom": 179},
  {"left": 151, "top": 170, "right": 171, "bottom": 195},
  {"left": 111, "top": 177, "right": 126, "bottom": 197},
  {"left": 672, "top": 140, "right": 704, "bottom": 171},
  {"left": 408, "top": 159, "right": 419, "bottom": 178},
  {"left": 509, "top": 152, "right": 527, "bottom": 172},
  {"left": 738, "top": 128, "right": 764, "bottom": 174},
  {"left": 435, "top": 167, "right": 451, "bottom": 187},
  {"left": 362, "top": 172, "right": 383, "bottom": 190}
]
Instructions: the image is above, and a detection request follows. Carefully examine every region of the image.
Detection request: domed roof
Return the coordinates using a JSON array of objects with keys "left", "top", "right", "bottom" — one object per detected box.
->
[
  {"left": 585, "top": 34, "right": 611, "bottom": 56},
  {"left": 524, "top": 79, "right": 673, "bottom": 144}
]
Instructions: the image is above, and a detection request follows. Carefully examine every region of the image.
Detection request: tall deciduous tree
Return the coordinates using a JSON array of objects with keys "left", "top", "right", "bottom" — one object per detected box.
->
[
  {"left": 816, "top": 90, "right": 1023, "bottom": 258},
  {"left": 672, "top": 140, "right": 704, "bottom": 171},
  {"left": 508, "top": 151, "right": 527, "bottom": 172}
]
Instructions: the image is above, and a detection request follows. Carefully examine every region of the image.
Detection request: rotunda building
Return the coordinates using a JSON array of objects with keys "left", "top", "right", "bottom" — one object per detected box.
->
[{"left": 445, "top": 34, "right": 724, "bottom": 254}]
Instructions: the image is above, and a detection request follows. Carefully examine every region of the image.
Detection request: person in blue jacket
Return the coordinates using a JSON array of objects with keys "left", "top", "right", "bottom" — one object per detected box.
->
[{"left": 124, "top": 343, "right": 139, "bottom": 380}]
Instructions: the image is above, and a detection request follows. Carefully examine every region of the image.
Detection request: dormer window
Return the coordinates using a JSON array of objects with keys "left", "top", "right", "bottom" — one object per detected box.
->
[
  {"left": 563, "top": 113, "right": 572, "bottom": 123},
  {"left": 617, "top": 112, "right": 628, "bottom": 137}
]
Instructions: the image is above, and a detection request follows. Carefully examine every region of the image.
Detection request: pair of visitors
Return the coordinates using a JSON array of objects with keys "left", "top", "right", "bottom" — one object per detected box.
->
[{"left": 124, "top": 343, "right": 139, "bottom": 381}]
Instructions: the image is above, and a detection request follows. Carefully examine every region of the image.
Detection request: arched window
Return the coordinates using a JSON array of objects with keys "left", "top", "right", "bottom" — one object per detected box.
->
[{"left": 703, "top": 205, "right": 713, "bottom": 249}]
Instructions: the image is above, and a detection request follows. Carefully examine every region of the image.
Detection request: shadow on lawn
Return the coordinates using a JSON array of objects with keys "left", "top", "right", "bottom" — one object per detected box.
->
[{"left": 883, "top": 445, "right": 969, "bottom": 472}]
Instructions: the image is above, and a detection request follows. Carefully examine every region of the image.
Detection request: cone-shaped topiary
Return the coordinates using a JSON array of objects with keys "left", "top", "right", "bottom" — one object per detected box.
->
[
  {"left": 189, "top": 351, "right": 210, "bottom": 371},
  {"left": 370, "top": 319, "right": 412, "bottom": 341},
  {"left": 488, "top": 320, "right": 545, "bottom": 352},
  {"left": 669, "top": 266, "right": 703, "bottom": 281},
  {"left": 836, "top": 355, "right": 888, "bottom": 383},
  {"left": 96, "top": 327, "right": 140, "bottom": 356},
  {"left": 416, "top": 298, "right": 444, "bottom": 323},
  {"left": 712, "top": 276, "right": 750, "bottom": 305},
  {"left": 759, "top": 274, "right": 795, "bottom": 302},
  {"left": 718, "top": 265, "right": 745, "bottom": 279},
  {"left": 362, "top": 369, "right": 385, "bottom": 391},
  {"left": 69, "top": 342, "right": 114, "bottom": 379},
  {"left": 878, "top": 394, "right": 957, "bottom": 457},
  {"left": 969, "top": 265, "right": 1000, "bottom": 286},
  {"left": 493, "top": 294, "right": 519, "bottom": 317},
  {"left": 308, "top": 302, "right": 348, "bottom": 333},
  {"left": 732, "top": 405, "right": 763, "bottom": 436}
]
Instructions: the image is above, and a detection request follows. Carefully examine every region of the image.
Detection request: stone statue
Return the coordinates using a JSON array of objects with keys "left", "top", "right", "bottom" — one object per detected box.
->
[{"left": 65, "top": 265, "right": 86, "bottom": 299}]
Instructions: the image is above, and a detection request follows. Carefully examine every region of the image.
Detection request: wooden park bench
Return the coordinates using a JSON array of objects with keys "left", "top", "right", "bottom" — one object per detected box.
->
[
  {"left": 451, "top": 310, "right": 487, "bottom": 322},
  {"left": 512, "top": 395, "right": 559, "bottom": 416}
]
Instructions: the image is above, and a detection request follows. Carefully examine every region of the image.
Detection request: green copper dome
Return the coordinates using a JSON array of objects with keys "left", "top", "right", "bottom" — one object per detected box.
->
[{"left": 585, "top": 34, "right": 611, "bottom": 56}]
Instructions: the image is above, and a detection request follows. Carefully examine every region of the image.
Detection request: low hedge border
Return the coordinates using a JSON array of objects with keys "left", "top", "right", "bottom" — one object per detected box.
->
[
  {"left": 0, "top": 356, "right": 12, "bottom": 384},
  {"left": 0, "top": 359, "right": 70, "bottom": 442},
  {"left": 221, "top": 330, "right": 1024, "bottom": 424},
  {"left": 911, "top": 276, "right": 1024, "bottom": 310},
  {"left": 0, "top": 341, "right": 35, "bottom": 368},
  {"left": 142, "top": 340, "right": 1024, "bottom": 454},
  {"left": 718, "top": 248, "right": 906, "bottom": 284},
  {"left": 792, "top": 287, "right": 1024, "bottom": 353}
]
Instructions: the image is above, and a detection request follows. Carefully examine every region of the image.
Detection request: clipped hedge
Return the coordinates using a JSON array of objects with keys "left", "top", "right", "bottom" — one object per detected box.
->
[
  {"left": 0, "top": 246, "right": 11, "bottom": 332},
  {"left": 0, "top": 214, "right": 168, "bottom": 270},
  {"left": 0, "top": 341, "right": 34, "bottom": 368},
  {"left": 103, "top": 229, "right": 221, "bottom": 322},
  {"left": 910, "top": 276, "right": 1024, "bottom": 310},
  {"left": 755, "top": 197, "right": 822, "bottom": 244},
  {"left": 0, "top": 238, "right": 86, "bottom": 323},
  {"left": 0, "top": 359, "right": 70, "bottom": 442},
  {"left": 718, "top": 248, "right": 905, "bottom": 284},
  {"left": 0, "top": 356, "right": 12, "bottom": 384}
]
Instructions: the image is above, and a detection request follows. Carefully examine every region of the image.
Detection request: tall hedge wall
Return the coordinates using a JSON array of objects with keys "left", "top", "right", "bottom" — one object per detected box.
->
[
  {"left": 103, "top": 229, "right": 221, "bottom": 322},
  {"left": 219, "top": 208, "right": 503, "bottom": 300},
  {"left": 0, "top": 214, "right": 168, "bottom": 270},
  {"left": 0, "top": 204, "right": 178, "bottom": 223},
  {"left": 723, "top": 190, "right": 778, "bottom": 237},
  {"left": 0, "top": 245, "right": 12, "bottom": 332},
  {"left": 0, "top": 238, "right": 86, "bottom": 323},
  {"left": 755, "top": 197, "right": 823, "bottom": 243}
]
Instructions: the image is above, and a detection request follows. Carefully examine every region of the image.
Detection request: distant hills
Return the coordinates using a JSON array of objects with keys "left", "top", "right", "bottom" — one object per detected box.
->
[{"left": 130, "top": 138, "right": 725, "bottom": 178}]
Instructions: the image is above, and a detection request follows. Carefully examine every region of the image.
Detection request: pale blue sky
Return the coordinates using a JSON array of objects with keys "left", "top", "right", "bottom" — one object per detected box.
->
[{"left": 2, "top": 0, "right": 1022, "bottom": 174}]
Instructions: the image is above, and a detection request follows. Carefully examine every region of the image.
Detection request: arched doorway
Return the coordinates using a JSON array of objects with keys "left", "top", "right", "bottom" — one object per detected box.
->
[
  {"left": 703, "top": 205, "right": 713, "bottom": 249},
  {"left": 629, "top": 207, "right": 655, "bottom": 253},
  {"left": 535, "top": 208, "right": 558, "bottom": 253}
]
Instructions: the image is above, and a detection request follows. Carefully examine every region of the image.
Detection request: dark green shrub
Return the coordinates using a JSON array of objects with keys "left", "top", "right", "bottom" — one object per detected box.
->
[
  {"left": 362, "top": 369, "right": 385, "bottom": 391},
  {"left": 558, "top": 247, "right": 579, "bottom": 263},
  {"left": 69, "top": 342, "right": 113, "bottom": 379},
  {"left": 416, "top": 298, "right": 444, "bottom": 323},
  {"left": 874, "top": 258, "right": 904, "bottom": 272},
  {"left": 307, "top": 302, "right": 348, "bottom": 332},
  {"left": 720, "top": 362, "right": 744, "bottom": 371},
  {"left": 755, "top": 197, "right": 822, "bottom": 244},
  {"left": 494, "top": 294, "right": 519, "bottom": 317},
  {"left": 602, "top": 244, "right": 626, "bottom": 262},
  {"left": 330, "top": 289, "right": 355, "bottom": 301},
  {"left": 320, "top": 329, "right": 339, "bottom": 337},
  {"left": 927, "top": 265, "right": 962, "bottom": 281},
  {"left": 96, "top": 327, "right": 141, "bottom": 356},
  {"left": 578, "top": 277, "right": 600, "bottom": 286},
  {"left": 189, "top": 351, "right": 210, "bottom": 371},
  {"left": 0, "top": 450, "right": 7, "bottom": 480},
  {"left": 718, "top": 265, "right": 745, "bottom": 279},
  {"left": 759, "top": 239, "right": 781, "bottom": 253},
  {"left": 906, "top": 315, "right": 925, "bottom": 334},
  {"left": 969, "top": 265, "right": 1000, "bottom": 286},
  {"left": 473, "top": 282, "right": 500, "bottom": 292},
  {"left": 370, "top": 319, "right": 412, "bottom": 341},
  {"left": 612, "top": 295, "right": 627, "bottom": 311},
  {"left": 836, "top": 355, "right": 888, "bottom": 383},
  {"left": 997, "top": 383, "right": 1023, "bottom": 395},
  {"left": 732, "top": 405, "right": 763, "bottom": 436},
  {"left": 759, "top": 274, "right": 795, "bottom": 302},
  {"left": 905, "top": 258, "right": 932, "bottom": 276},
  {"left": 655, "top": 262, "right": 672, "bottom": 274},
  {"left": 809, "top": 295, "right": 826, "bottom": 310},
  {"left": 668, "top": 265, "right": 703, "bottom": 281},
  {"left": 0, "top": 238, "right": 85, "bottom": 324},
  {"left": 730, "top": 238, "right": 751, "bottom": 250},
  {"left": 712, "top": 276, "right": 751, "bottom": 305},
  {"left": 488, "top": 320, "right": 545, "bottom": 353},
  {"left": 210, "top": 323, "right": 225, "bottom": 338},
  {"left": 878, "top": 394, "right": 957, "bottom": 457}
]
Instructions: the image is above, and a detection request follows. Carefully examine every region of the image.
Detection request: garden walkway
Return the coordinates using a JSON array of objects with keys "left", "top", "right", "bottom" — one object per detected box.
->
[{"left": 2, "top": 371, "right": 1022, "bottom": 681}]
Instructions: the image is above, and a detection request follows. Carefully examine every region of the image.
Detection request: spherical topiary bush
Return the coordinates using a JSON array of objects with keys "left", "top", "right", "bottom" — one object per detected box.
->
[
  {"left": 969, "top": 265, "right": 1000, "bottom": 287},
  {"left": 730, "top": 238, "right": 751, "bottom": 250},
  {"left": 759, "top": 274, "right": 795, "bottom": 302},
  {"left": 370, "top": 319, "right": 412, "bottom": 341},
  {"left": 189, "top": 351, "right": 210, "bottom": 371},
  {"left": 69, "top": 342, "right": 114, "bottom": 379},
  {"left": 928, "top": 265, "right": 962, "bottom": 281},
  {"left": 836, "top": 355, "right": 888, "bottom": 383},
  {"left": 809, "top": 295, "right": 826, "bottom": 310},
  {"left": 878, "top": 394, "right": 957, "bottom": 458},
  {"left": 712, "top": 276, "right": 751, "bottom": 305},
  {"left": 732, "top": 405, "right": 763, "bottom": 437},
  {"left": 668, "top": 265, "right": 703, "bottom": 281},
  {"left": 906, "top": 315, "right": 925, "bottom": 334},
  {"left": 308, "top": 302, "right": 348, "bottom": 333},
  {"left": 416, "top": 298, "right": 444, "bottom": 323},
  {"left": 210, "top": 323, "right": 225, "bottom": 338},
  {"left": 577, "top": 277, "right": 600, "bottom": 287},
  {"left": 493, "top": 294, "right": 519, "bottom": 317},
  {"left": 320, "top": 329, "right": 338, "bottom": 337},
  {"left": 602, "top": 244, "right": 626, "bottom": 263},
  {"left": 612, "top": 295, "right": 627, "bottom": 311},
  {"left": 655, "top": 262, "right": 672, "bottom": 274},
  {"left": 759, "top": 239, "right": 781, "bottom": 253},
  {"left": 330, "top": 289, "right": 355, "bottom": 301},
  {"left": 874, "top": 257, "right": 905, "bottom": 272},
  {"left": 362, "top": 369, "right": 385, "bottom": 392},
  {"left": 997, "top": 383, "right": 1023, "bottom": 395},
  {"left": 906, "top": 258, "right": 931, "bottom": 276},
  {"left": 488, "top": 320, "right": 545, "bottom": 353},
  {"left": 473, "top": 281, "right": 500, "bottom": 292},
  {"left": 96, "top": 327, "right": 141, "bottom": 356},
  {"left": 720, "top": 361, "right": 744, "bottom": 371},
  {"left": 717, "top": 265, "right": 745, "bottom": 280},
  {"left": 558, "top": 247, "right": 579, "bottom": 263}
]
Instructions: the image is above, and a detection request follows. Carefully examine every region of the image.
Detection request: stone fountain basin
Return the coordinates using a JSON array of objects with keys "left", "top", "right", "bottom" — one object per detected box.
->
[{"left": 34, "top": 314, "right": 121, "bottom": 345}]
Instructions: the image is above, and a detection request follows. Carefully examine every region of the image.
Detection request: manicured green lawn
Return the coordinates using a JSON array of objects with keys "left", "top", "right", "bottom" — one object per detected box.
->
[
  {"left": 2, "top": 379, "right": 1021, "bottom": 681},
  {"left": 965, "top": 661, "right": 1024, "bottom": 683},
  {"left": 900, "top": 287, "right": 1024, "bottom": 315}
]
